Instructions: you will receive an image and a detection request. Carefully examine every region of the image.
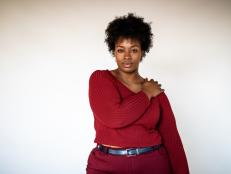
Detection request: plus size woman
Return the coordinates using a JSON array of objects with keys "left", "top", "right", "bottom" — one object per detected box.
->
[{"left": 86, "top": 13, "right": 189, "bottom": 174}]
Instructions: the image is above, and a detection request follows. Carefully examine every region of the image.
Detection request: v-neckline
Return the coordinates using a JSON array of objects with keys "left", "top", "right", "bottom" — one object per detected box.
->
[{"left": 106, "top": 69, "right": 142, "bottom": 94}]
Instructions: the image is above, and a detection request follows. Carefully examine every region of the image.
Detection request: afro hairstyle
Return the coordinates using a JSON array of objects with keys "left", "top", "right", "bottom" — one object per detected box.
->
[{"left": 105, "top": 13, "right": 153, "bottom": 58}]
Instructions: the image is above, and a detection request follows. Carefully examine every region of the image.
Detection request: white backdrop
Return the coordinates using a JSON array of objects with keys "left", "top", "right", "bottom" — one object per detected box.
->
[{"left": 1, "top": 0, "right": 231, "bottom": 173}]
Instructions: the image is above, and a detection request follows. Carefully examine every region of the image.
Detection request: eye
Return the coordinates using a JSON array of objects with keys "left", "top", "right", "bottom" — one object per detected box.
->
[
  {"left": 117, "top": 49, "right": 124, "bottom": 53},
  {"left": 131, "top": 49, "right": 138, "bottom": 53}
]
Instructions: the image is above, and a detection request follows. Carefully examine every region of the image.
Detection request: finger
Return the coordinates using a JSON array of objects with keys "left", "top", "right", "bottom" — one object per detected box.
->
[
  {"left": 142, "top": 78, "right": 148, "bottom": 84},
  {"left": 144, "top": 78, "right": 148, "bottom": 81},
  {"left": 151, "top": 79, "right": 158, "bottom": 83}
]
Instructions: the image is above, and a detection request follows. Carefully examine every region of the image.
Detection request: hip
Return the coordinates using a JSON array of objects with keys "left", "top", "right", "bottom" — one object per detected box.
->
[{"left": 86, "top": 145, "right": 172, "bottom": 174}]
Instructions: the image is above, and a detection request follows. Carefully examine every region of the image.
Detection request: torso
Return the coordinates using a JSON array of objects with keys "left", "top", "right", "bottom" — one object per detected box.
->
[
  {"left": 102, "top": 144, "right": 122, "bottom": 148},
  {"left": 110, "top": 69, "right": 145, "bottom": 94},
  {"left": 103, "top": 69, "right": 146, "bottom": 148}
]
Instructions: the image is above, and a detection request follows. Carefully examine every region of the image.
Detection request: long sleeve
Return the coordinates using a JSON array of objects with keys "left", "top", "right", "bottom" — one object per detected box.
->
[
  {"left": 89, "top": 70, "right": 150, "bottom": 129},
  {"left": 157, "top": 92, "right": 189, "bottom": 174}
]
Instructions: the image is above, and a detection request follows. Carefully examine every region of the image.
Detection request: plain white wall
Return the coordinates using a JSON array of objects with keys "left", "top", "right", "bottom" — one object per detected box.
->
[{"left": 1, "top": 0, "right": 231, "bottom": 173}]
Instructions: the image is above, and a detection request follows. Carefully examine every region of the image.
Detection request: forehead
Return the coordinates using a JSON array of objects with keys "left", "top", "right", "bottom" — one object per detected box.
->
[{"left": 115, "top": 37, "right": 141, "bottom": 47}]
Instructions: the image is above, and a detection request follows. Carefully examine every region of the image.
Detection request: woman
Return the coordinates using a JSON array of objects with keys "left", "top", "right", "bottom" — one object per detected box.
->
[{"left": 86, "top": 13, "right": 189, "bottom": 174}]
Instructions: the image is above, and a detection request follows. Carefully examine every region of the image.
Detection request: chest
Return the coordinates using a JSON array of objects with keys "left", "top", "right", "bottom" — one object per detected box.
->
[
  {"left": 120, "top": 82, "right": 143, "bottom": 94},
  {"left": 117, "top": 83, "right": 160, "bottom": 129}
]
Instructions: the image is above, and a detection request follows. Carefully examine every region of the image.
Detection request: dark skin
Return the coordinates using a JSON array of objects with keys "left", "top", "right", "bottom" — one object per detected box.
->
[
  {"left": 111, "top": 37, "right": 164, "bottom": 100},
  {"left": 104, "top": 37, "right": 164, "bottom": 148}
]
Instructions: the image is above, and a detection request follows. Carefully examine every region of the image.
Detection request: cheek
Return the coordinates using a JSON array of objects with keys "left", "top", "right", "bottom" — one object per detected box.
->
[
  {"left": 114, "top": 55, "right": 124, "bottom": 62},
  {"left": 133, "top": 55, "right": 142, "bottom": 63},
  {"left": 114, "top": 58, "right": 122, "bottom": 66}
]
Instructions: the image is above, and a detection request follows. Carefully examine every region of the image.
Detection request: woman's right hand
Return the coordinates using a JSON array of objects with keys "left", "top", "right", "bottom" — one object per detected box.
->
[{"left": 142, "top": 78, "right": 164, "bottom": 100}]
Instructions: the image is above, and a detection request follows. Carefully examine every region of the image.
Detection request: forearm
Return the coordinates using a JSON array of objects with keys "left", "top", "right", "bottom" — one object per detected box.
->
[{"left": 157, "top": 92, "right": 189, "bottom": 174}]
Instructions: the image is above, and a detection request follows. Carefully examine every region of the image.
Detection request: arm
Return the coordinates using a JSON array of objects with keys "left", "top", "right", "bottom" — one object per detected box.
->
[
  {"left": 89, "top": 70, "right": 150, "bottom": 128},
  {"left": 157, "top": 92, "right": 189, "bottom": 174}
]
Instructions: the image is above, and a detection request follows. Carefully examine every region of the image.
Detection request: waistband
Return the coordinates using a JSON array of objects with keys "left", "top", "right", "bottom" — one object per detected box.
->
[{"left": 97, "top": 144, "right": 162, "bottom": 157}]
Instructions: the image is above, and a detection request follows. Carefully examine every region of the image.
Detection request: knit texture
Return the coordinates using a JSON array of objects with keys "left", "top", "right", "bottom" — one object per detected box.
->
[{"left": 88, "top": 69, "right": 189, "bottom": 174}]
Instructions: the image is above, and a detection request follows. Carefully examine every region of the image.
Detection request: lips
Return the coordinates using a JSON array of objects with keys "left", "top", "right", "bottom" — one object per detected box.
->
[{"left": 122, "top": 62, "right": 133, "bottom": 68}]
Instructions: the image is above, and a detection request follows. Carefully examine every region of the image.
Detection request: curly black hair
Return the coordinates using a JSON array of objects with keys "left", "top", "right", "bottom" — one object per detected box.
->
[{"left": 105, "top": 13, "right": 153, "bottom": 58}]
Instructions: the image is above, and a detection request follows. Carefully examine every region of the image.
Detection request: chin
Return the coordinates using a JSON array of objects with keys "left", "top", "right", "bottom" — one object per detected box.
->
[{"left": 119, "top": 67, "right": 138, "bottom": 74}]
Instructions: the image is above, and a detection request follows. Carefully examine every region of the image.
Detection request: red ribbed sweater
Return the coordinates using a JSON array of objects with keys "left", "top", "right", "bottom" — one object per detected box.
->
[{"left": 88, "top": 69, "right": 189, "bottom": 174}]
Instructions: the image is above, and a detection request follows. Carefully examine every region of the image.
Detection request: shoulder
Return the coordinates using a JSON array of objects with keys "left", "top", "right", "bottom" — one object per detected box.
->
[
  {"left": 89, "top": 69, "right": 113, "bottom": 83},
  {"left": 158, "top": 91, "right": 167, "bottom": 99},
  {"left": 90, "top": 69, "right": 107, "bottom": 78},
  {"left": 157, "top": 91, "right": 172, "bottom": 106}
]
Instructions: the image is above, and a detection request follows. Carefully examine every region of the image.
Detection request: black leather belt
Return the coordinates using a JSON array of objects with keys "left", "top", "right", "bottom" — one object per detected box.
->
[{"left": 97, "top": 144, "right": 162, "bottom": 156}]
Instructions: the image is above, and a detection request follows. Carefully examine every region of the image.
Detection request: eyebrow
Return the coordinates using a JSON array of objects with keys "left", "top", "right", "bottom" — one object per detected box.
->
[{"left": 116, "top": 45, "right": 140, "bottom": 48}]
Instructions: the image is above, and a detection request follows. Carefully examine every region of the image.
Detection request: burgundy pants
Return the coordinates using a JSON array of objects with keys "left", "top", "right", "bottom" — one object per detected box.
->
[{"left": 86, "top": 146, "right": 172, "bottom": 174}]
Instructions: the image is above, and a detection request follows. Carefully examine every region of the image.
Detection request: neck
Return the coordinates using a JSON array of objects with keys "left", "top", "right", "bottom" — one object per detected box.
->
[{"left": 115, "top": 68, "right": 140, "bottom": 83}]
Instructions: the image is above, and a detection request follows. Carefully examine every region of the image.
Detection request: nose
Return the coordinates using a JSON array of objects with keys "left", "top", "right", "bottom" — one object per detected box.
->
[{"left": 124, "top": 50, "right": 131, "bottom": 59}]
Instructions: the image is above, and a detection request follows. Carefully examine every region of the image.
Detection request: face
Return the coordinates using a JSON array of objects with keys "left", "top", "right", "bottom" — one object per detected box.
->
[{"left": 114, "top": 37, "right": 143, "bottom": 73}]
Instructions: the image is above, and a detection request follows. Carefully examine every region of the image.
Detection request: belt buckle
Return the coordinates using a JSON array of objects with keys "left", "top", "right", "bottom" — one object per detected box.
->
[{"left": 126, "top": 148, "right": 139, "bottom": 157}]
